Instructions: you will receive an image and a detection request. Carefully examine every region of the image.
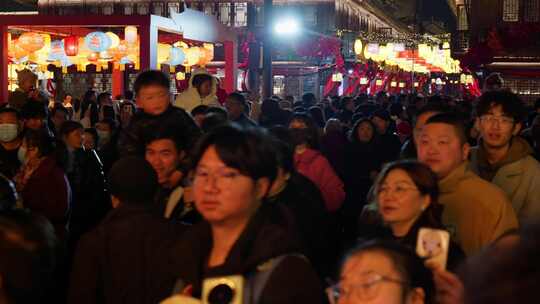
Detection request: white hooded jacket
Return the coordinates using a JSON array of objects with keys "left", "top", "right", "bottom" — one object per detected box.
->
[{"left": 174, "top": 70, "right": 219, "bottom": 113}]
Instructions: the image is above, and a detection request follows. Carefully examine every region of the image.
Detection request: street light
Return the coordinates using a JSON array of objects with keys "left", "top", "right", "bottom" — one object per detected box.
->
[{"left": 274, "top": 18, "right": 300, "bottom": 36}]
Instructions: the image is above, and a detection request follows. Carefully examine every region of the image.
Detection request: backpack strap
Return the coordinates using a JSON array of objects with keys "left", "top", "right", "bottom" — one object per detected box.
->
[{"left": 244, "top": 254, "right": 307, "bottom": 304}]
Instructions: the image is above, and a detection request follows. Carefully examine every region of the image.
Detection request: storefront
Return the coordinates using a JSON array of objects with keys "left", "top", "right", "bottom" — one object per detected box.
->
[{"left": 0, "top": 8, "right": 237, "bottom": 101}]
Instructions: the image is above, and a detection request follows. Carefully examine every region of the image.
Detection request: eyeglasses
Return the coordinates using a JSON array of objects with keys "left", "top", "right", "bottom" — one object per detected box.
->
[
  {"left": 480, "top": 114, "right": 514, "bottom": 126},
  {"left": 192, "top": 167, "right": 241, "bottom": 188},
  {"left": 327, "top": 273, "right": 409, "bottom": 304},
  {"left": 377, "top": 185, "right": 419, "bottom": 196}
]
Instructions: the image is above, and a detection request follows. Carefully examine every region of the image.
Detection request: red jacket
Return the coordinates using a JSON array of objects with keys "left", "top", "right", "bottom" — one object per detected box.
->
[
  {"left": 294, "top": 148, "right": 345, "bottom": 212},
  {"left": 21, "top": 156, "right": 70, "bottom": 238}
]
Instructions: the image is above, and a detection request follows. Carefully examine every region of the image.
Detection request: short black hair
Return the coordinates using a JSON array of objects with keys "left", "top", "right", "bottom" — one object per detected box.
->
[
  {"left": 206, "top": 106, "right": 228, "bottom": 120},
  {"left": 191, "top": 105, "right": 209, "bottom": 117},
  {"left": 344, "top": 240, "right": 435, "bottom": 304},
  {"left": 59, "top": 120, "right": 83, "bottom": 138},
  {"left": 0, "top": 106, "right": 20, "bottom": 120},
  {"left": 124, "top": 90, "right": 134, "bottom": 101},
  {"left": 133, "top": 70, "right": 170, "bottom": 96},
  {"left": 476, "top": 90, "right": 526, "bottom": 123},
  {"left": 191, "top": 125, "right": 278, "bottom": 184},
  {"left": 289, "top": 112, "right": 320, "bottom": 149},
  {"left": 143, "top": 123, "right": 187, "bottom": 152},
  {"left": 268, "top": 126, "right": 295, "bottom": 173},
  {"left": 0, "top": 210, "right": 57, "bottom": 303},
  {"left": 21, "top": 101, "right": 47, "bottom": 119},
  {"left": 192, "top": 74, "right": 213, "bottom": 88},
  {"left": 24, "top": 129, "right": 56, "bottom": 157},
  {"left": 108, "top": 157, "right": 159, "bottom": 205},
  {"left": 97, "top": 92, "right": 111, "bottom": 103},
  {"left": 0, "top": 173, "right": 18, "bottom": 212},
  {"left": 414, "top": 102, "right": 452, "bottom": 125},
  {"left": 425, "top": 112, "right": 468, "bottom": 144},
  {"left": 227, "top": 92, "right": 247, "bottom": 108}
]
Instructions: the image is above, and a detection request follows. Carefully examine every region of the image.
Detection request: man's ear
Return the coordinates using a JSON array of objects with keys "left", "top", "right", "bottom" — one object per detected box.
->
[
  {"left": 111, "top": 195, "right": 121, "bottom": 209},
  {"left": 462, "top": 142, "right": 471, "bottom": 161},
  {"left": 406, "top": 287, "right": 426, "bottom": 304},
  {"left": 255, "top": 178, "right": 271, "bottom": 200},
  {"left": 512, "top": 122, "right": 522, "bottom": 136}
]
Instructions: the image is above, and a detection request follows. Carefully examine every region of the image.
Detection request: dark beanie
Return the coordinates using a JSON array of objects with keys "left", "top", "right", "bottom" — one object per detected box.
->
[{"left": 108, "top": 157, "right": 158, "bottom": 205}]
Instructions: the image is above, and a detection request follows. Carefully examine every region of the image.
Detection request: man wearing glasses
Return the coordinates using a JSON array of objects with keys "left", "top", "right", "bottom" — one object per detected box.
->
[{"left": 470, "top": 90, "right": 540, "bottom": 222}]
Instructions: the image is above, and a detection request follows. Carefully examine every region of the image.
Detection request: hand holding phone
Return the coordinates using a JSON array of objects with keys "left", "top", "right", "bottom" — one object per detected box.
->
[{"left": 416, "top": 228, "right": 450, "bottom": 270}]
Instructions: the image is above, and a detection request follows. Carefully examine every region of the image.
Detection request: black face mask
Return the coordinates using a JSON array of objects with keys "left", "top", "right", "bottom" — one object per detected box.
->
[{"left": 289, "top": 128, "right": 311, "bottom": 146}]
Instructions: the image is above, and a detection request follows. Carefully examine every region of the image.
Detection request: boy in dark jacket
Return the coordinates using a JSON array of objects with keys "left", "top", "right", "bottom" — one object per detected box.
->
[{"left": 118, "top": 70, "right": 201, "bottom": 157}]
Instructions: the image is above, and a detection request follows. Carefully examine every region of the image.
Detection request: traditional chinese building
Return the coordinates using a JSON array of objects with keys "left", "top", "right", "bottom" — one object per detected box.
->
[{"left": 454, "top": 0, "right": 540, "bottom": 104}]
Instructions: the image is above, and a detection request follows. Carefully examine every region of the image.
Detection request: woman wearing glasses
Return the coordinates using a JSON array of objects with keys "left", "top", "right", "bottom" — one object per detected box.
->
[
  {"left": 359, "top": 160, "right": 464, "bottom": 270},
  {"left": 168, "top": 125, "right": 325, "bottom": 303},
  {"left": 329, "top": 240, "right": 435, "bottom": 304}
]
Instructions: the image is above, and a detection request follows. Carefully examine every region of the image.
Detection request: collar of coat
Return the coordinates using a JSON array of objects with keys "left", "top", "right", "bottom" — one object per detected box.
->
[{"left": 438, "top": 162, "right": 472, "bottom": 195}]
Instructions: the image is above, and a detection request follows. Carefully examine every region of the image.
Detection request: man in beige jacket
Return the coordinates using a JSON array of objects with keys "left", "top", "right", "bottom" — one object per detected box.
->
[
  {"left": 470, "top": 90, "right": 540, "bottom": 222},
  {"left": 417, "top": 112, "right": 518, "bottom": 256}
]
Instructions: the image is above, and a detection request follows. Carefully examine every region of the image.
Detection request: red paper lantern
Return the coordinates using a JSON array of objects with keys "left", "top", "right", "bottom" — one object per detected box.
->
[{"left": 64, "top": 35, "right": 79, "bottom": 56}]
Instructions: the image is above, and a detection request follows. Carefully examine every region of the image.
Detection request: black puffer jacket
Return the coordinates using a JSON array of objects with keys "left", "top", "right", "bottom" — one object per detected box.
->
[
  {"left": 68, "top": 204, "right": 186, "bottom": 304},
  {"left": 117, "top": 106, "right": 201, "bottom": 157},
  {"left": 168, "top": 203, "right": 325, "bottom": 304}
]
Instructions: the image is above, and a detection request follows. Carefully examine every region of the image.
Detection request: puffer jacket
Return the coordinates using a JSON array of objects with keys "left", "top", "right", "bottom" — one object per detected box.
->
[
  {"left": 469, "top": 137, "right": 540, "bottom": 222},
  {"left": 174, "top": 70, "right": 220, "bottom": 113},
  {"left": 117, "top": 105, "right": 201, "bottom": 157}
]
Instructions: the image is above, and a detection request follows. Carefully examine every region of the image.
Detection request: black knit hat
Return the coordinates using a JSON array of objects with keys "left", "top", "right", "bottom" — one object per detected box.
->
[
  {"left": 107, "top": 157, "right": 158, "bottom": 205},
  {"left": 21, "top": 101, "right": 47, "bottom": 119}
]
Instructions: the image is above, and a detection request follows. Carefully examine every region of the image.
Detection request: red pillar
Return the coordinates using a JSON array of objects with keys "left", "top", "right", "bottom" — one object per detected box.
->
[
  {"left": 112, "top": 69, "right": 124, "bottom": 98},
  {"left": 139, "top": 24, "right": 151, "bottom": 71},
  {"left": 0, "top": 26, "right": 8, "bottom": 103},
  {"left": 224, "top": 40, "right": 237, "bottom": 93}
]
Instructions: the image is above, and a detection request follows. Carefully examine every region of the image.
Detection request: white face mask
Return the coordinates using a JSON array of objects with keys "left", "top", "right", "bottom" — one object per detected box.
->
[
  {"left": 0, "top": 124, "right": 18, "bottom": 142},
  {"left": 17, "top": 146, "right": 27, "bottom": 164}
]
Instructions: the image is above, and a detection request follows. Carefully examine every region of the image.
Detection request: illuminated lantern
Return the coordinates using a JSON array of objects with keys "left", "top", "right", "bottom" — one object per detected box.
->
[
  {"left": 390, "top": 81, "right": 397, "bottom": 87},
  {"left": 176, "top": 72, "right": 186, "bottom": 81},
  {"left": 85, "top": 32, "right": 112, "bottom": 52},
  {"left": 376, "top": 80, "right": 383, "bottom": 86},
  {"left": 64, "top": 35, "right": 79, "bottom": 56},
  {"left": 399, "top": 82, "right": 405, "bottom": 88},
  {"left": 414, "top": 82, "right": 419, "bottom": 87},
  {"left": 111, "top": 40, "right": 129, "bottom": 60},
  {"left": 125, "top": 26, "right": 138, "bottom": 44},
  {"left": 18, "top": 32, "right": 45, "bottom": 52},
  {"left": 363, "top": 46, "right": 372, "bottom": 60},
  {"left": 48, "top": 40, "right": 66, "bottom": 61},
  {"left": 183, "top": 47, "right": 201, "bottom": 67},
  {"left": 174, "top": 41, "right": 189, "bottom": 49},
  {"left": 332, "top": 72, "right": 343, "bottom": 82},
  {"left": 88, "top": 52, "right": 99, "bottom": 62},
  {"left": 367, "top": 43, "right": 379, "bottom": 54},
  {"left": 12, "top": 40, "right": 29, "bottom": 60},
  {"left": 353, "top": 39, "right": 363, "bottom": 55},
  {"left": 99, "top": 51, "right": 113, "bottom": 60},
  {"left": 198, "top": 48, "right": 214, "bottom": 66},
  {"left": 168, "top": 47, "right": 185, "bottom": 66},
  {"left": 157, "top": 43, "right": 171, "bottom": 64},
  {"left": 460, "top": 74, "right": 467, "bottom": 84},
  {"left": 106, "top": 32, "right": 120, "bottom": 49},
  {"left": 359, "top": 77, "right": 368, "bottom": 85}
]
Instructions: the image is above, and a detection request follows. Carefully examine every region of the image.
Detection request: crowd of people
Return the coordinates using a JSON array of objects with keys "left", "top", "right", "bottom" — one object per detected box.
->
[{"left": 1, "top": 68, "right": 540, "bottom": 304}]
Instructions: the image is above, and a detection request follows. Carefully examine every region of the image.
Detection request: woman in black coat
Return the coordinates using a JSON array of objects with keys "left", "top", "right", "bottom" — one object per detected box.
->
[
  {"left": 168, "top": 125, "right": 325, "bottom": 303},
  {"left": 342, "top": 118, "right": 382, "bottom": 245}
]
